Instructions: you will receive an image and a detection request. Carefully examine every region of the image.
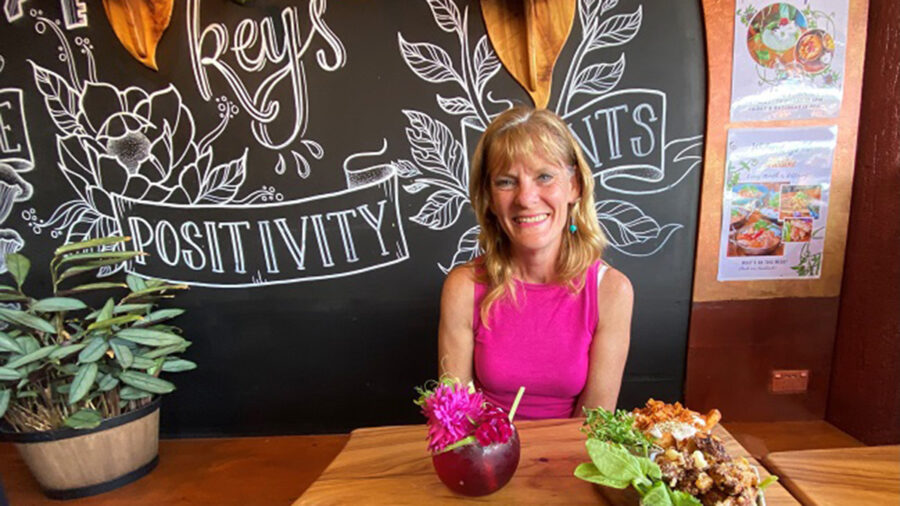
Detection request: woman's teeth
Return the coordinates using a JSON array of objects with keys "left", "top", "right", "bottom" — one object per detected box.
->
[{"left": 515, "top": 214, "right": 549, "bottom": 223}]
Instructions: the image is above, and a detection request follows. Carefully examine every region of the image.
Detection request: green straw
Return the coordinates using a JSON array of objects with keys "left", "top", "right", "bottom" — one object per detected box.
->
[{"left": 508, "top": 386, "right": 526, "bottom": 422}]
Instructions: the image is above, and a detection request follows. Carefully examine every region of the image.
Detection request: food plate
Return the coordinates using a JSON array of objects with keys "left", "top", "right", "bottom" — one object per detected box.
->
[
  {"left": 746, "top": 3, "right": 808, "bottom": 68},
  {"left": 735, "top": 221, "right": 782, "bottom": 256},
  {"left": 796, "top": 28, "right": 834, "bottom": 74}
]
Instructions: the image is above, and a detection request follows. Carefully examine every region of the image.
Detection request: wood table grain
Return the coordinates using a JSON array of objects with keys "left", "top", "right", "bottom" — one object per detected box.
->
[
  {"left": 764, "top": 445, "right": 900, "bottom": 506},
  {"left": 296, "top": 418, "right": 798, "bottom": 505}
]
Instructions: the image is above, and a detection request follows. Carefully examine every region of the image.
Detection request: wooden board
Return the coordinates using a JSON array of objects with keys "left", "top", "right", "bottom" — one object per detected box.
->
[
  {"left": 765, "top": 445, "right": 900, "bottom": 506},
  {"left": 297, "top": 418, "right": 798, "bottom": 505}
]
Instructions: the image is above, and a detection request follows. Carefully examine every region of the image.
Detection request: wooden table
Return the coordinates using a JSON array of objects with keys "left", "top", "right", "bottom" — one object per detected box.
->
[
  {"left": 764, "top": 445, "right": 900, "bottom": 506},
  {"left": 297, "top": 418, "right": 798, "bottom": 505},
  {"left": 0, "top": 435, "right": 349, "bottom": 505}
]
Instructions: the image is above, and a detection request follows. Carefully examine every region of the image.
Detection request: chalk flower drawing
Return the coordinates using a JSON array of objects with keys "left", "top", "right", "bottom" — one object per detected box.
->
[
  {"left": 396, "top": 0, "right": 703, "bottom": 272},
  {"left": 25, "top": 13, "right": 271, "bottom": 275}
]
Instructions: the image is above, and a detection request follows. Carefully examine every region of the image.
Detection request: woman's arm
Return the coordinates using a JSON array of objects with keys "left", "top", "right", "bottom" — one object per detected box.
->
[
  {"left": 437, "top": 265, "right": 476, "bottom": 383},
  {"left": 573, "top": 267, "right": 634, "bottom": 416}
]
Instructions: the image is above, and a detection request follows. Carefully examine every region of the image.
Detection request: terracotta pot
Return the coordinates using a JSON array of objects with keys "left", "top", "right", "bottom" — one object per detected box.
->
[{"left": 1, "top": 398, "right": 160, "bottom": 500}]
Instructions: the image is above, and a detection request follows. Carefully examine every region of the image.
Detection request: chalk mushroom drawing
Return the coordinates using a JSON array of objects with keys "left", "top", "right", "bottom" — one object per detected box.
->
[
  {"left": 0, "top": 84, "right": 35, "bottom": 275},
  {"left": 395, "top": 0, "right": 703, "bottom": 271}
]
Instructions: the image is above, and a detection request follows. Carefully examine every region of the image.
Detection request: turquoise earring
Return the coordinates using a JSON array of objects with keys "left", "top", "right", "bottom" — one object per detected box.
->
[{"left": 569, "top": 208, "right": 577, "bottom": 234}]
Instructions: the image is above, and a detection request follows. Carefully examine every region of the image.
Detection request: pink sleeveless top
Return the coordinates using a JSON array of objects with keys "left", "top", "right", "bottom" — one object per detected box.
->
[{"left": 473, "top": 261, "right": 607, "bottom": 420}]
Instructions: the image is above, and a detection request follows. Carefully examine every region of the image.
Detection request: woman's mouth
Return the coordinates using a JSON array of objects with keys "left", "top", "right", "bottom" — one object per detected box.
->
[{"left": 513, "top": 213, "right": 549, "bottom": 225}]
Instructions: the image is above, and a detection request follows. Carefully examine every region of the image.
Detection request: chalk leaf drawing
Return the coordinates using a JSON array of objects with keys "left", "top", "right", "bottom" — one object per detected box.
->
[
  {"left": 396, "top": 0, "right": 702, "bottom": 272},
  {"left": 26, "top": 14, "right": 270, "bottom": 276}
]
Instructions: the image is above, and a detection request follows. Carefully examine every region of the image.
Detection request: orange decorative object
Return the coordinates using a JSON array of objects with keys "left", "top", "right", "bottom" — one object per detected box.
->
[
  {"left": 103, "top": 0, "right": 173, "bottom": 71},
  {"left": 481, "top": 0, "right": 576, "bottom": 109}
]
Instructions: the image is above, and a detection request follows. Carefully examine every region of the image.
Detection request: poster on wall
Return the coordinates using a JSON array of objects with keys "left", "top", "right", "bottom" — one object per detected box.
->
[
  {"left": 730, "top": 0, "right": 849, "bottom": 121},
  {"left": 717, "top": 126, "right": 836, "bottom": 281}
]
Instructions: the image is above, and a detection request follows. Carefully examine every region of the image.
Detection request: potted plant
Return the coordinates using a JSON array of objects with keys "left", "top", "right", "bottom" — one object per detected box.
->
[{"left": 0, "top": 236, "right": 194, "bottom": 499}]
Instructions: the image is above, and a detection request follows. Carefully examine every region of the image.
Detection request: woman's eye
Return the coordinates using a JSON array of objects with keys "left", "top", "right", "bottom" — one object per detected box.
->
[
  {"left": 537, "top": 173, "right": 554, "bottom": 183},
  {"left": 494, "top": 178, "right": 515, "bottom": 188}
]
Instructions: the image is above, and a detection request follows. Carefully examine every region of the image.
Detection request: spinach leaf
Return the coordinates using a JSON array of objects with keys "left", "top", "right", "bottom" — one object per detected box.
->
[
  {"left": 586, "top": 439, "right": 645, "bottom": 484},
  {"left": 573, "top": 463, "right": 630, "bottom": 489},
  {"left": 640, "top": 481, "right": 673, "bottom": 506}
]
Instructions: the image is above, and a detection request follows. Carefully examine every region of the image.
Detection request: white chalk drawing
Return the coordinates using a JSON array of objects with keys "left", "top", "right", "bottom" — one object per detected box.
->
[
  {"left": 3, "top": 0, "right": 27, "bottom": 22},
  {"left": 24, "top": 10, "right": 409, "bottom": 287},
  {"left": 186, "top": 0, "right": 346, "bottom": 178},
  {"left": 394, "top": 0, "right": 703, "bottom": 272},
  {"left": 0, "top": 87, "right": 34, "bottom": 273},
  {"left": 59, "top": 0, "right": 87, "bottom": 30}
]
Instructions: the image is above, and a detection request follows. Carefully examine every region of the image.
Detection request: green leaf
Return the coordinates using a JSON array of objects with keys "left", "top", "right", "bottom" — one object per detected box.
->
[
  {"left": 16, "top": 336, "right": 39, "bottom": 354},
  {"left": 638, "top": 455, "right": 662, "bottom": 481},
  {"left": 142, "top": 341, "right": 191, "bottom": 359},
  {"left": 85, "top": 303, "right": 152, "bottom": 320},
  {"left": 97, "top": 298, "right": 115, "bottom": 323},
  {"left": 147, "top": 357, "right": 165, "bottom": 376},
  {"left": 162, "top": 359, "right": 196, "bottom": 372},
  {"left": 64, "top": 408, "right": 102, "bottom": 429},
  {"left": 5, "top": 344, "right": 58, "bottom": 369},
  {"left": 78, "top": 337, "right": 109, "bottom": 363},
  {"left": 668, "top": 490, "right": 702, "bottom": 506},
  {"left": 585, "top": 440, "right": 645, "bottom": 484},
  {"left": 0, "top": 367, "right": 23, "bottom": 380},
  {"left": 122, "top": 283, "right": 189, "bottom": 303},
  {"left": 138, "top": 309, "right": 185, "bottom": 326},
  {"left": 48, "top": 343, "right": 87, "bottom": 360},
  {"left": 68, "top": 363, "right": 98, "bottom": 404},
  {"left": 32, "top": 297, "right": 89, "bottom": 312},
  {"left": 6, "top": 253, "right": 30, "bottom": 289},
  {"left": 54, "top": 236, "right": 130, "bottom": 256},
  {"left": 0, "top": 292, "right": 28, "bottom": 302},
  {"left": 0, "top": 332, "right": 24, "bottom": 353},
  {"left": 131, "top": 355, "right": 156, "bottom": 369},
  {"left": 126, "top": 274, "right": 147, "bottom": 292},
  {"left": 110, "top": 340, "right": 133, "bottom": 368},
  {"left": 119, "top": 370, "right": 175, "bottom": 394},
  {"left": 573, "top": 462, "right": 631, "bottom": 489},
  {"left": 116, "top": 328, "right": 185, "bottom": 347},
  {"left": 86, "top": 314, "right": 144, "bottom": 332},
  {"left": 0, "top": 307, "right": 56, "bottom": 333},
  {"left": 758, "top": 475, "right": 779, "bottom": 491},
  {"left": 118, "top": 385, "right": 152, "bottom": 400},
  {"left": 639, "top": 482, "right": 673, "bottom": 506},
  {"left": 57, "top": 282, "right": 128, "bottom": 296},
  {"left": 0, "top": 388, "right": 9, "bottom": 417},
  {"left": 58, "top": 250, "right": 143, "bottom": 267},
  {"left": 98, "top": 373, "right": 119, "bottom": 392}
]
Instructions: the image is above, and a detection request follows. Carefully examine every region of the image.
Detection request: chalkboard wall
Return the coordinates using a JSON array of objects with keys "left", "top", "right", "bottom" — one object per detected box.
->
[{"left": 0, "top": 0, "right": 705, "bottom": 436}]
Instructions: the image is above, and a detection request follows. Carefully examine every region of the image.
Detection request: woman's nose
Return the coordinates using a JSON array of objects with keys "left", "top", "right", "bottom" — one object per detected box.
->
[{"left": 514, "top": 180, "right": 538, "bottom": 206}]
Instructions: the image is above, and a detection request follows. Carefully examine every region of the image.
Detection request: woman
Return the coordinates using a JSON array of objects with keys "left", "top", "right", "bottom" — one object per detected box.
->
[{"left": 438, "top": 106, "right": 633, "bottom": 419}]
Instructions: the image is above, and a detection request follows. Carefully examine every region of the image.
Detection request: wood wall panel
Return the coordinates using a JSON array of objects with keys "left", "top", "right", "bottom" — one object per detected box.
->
[
  {"left": 826, "top": 0, "right": 900, "bottom": 445},
  {"left": 685, "top": 298, "right": 839, "bottom": 421},
  {"left": 694, "top": 0, "right": 869, "bottom": 302}
]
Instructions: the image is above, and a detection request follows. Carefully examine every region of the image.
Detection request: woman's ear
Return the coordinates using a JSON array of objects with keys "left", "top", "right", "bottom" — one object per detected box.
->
[{"left": 568, "top": 167, "right": 582, "bottom": 204}]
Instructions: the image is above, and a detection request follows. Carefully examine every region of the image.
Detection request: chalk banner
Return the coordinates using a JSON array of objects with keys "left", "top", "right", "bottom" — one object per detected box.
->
[{"left": 112, "top": 166, "right": 409, "bottom": 287}]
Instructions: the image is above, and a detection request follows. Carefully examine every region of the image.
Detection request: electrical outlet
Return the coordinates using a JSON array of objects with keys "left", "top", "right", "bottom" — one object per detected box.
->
[{"left": 771, "top": 369, "right": 809, "bottom": 394}]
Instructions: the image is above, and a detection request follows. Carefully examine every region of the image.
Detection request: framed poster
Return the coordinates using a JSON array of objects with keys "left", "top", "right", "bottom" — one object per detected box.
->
[
  {"left": 731, "top": 1, "right": 849, "bottom": 121},
  {"left": 718, "top": 126, "right": 836, "bottom": 281}
]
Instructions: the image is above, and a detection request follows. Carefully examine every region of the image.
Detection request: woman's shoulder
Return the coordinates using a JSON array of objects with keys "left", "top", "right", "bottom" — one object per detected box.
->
[
  {"left": 596, "top": 263, "right": 633, "bottom": 303},
  {"left": 442, "top": 262, "right": 477, "bottom": 299}
]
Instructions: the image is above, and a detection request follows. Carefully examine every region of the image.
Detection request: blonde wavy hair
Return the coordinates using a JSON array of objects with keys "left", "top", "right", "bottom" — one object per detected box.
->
[{"left": 469, "top": 106, "right": 607, "bottom": 326}]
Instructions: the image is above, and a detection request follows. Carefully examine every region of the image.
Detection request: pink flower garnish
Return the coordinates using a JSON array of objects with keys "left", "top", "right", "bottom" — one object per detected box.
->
[
  {"left": 421, "top": 383, "right": 487, "bottom": 452},
  {"left": 474, "top": 406, "right": 513, "bottom": 446}
]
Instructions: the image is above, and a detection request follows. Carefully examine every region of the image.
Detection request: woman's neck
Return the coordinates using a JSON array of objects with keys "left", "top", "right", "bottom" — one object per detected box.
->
[{"left": 510, "top": 245, "right": 561, "bottom": 284}]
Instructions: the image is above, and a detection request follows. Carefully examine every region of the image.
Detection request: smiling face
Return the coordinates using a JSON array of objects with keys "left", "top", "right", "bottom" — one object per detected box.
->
[{"left": 488, "top": 154, "right": 581, "bottom": 262}]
